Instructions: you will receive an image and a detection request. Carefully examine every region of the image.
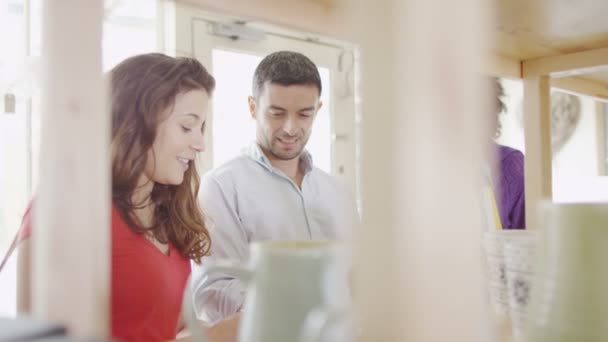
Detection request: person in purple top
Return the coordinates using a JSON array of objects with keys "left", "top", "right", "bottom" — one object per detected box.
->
[{"left": 491, "top": 78, "right": 526, "bottom": 229}]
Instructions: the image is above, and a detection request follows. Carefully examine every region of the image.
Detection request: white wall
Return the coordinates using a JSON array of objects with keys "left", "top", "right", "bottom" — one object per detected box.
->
[{"left": 497, "top": 78, "right": 608, "bottom": 202}]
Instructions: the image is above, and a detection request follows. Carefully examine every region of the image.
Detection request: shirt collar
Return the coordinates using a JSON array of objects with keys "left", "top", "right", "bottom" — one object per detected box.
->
[{"left": 245, "top": 141, "right": 314, "bottom": 174}]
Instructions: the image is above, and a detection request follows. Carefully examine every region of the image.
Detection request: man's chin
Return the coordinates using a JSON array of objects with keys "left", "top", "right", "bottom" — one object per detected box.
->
[{"left": 270, "top": 148, "right": 302, "bottom": 161}]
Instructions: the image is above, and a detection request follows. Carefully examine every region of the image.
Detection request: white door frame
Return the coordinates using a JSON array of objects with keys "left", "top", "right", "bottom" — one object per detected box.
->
[{"left": 177, "top": 8, "right": 358, "bottom": 194}]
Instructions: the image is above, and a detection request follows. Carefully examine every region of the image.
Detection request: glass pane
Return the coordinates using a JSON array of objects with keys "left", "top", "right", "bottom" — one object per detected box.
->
[
  {"left": 30, "top": 0, "right": 42, "bottom": 56},
  {"left": 32, "top": 96, "right": 41, "bottom": 190},
  {"left": 0, "top": 0, "right": 27, "bottom": 318},
  {"left": 211, "top": 49, "right": 332, "bottom": 173},
  {"left": 0, "top": 0, "right": 25, "bottom": 63},
  {"left": 0, "top": 97, "right": 28, "bottom": 317},
  {"left": 307, "top": 68, "right": 331, "bottom": 173},
  {"left": 30, "top": 0, "right": 158, "bottom": 61},
  {"left": 105, "top": 0, "right": 157, "bottom": 20},
  {"left": 102, "top": 21, "right": 157, "bottom": 71}
]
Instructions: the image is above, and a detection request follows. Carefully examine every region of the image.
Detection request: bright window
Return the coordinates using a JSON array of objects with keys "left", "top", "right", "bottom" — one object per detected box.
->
[{"left": 0, "top": 0, "right": 159, "bottom": 317}]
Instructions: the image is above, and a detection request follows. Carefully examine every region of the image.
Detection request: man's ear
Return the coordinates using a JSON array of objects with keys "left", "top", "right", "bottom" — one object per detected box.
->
[{"left": 248, "top": 96, "right": 257, "bottom": 119}]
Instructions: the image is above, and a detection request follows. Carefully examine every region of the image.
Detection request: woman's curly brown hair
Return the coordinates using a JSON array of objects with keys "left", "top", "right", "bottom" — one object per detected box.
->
[{"left": 110, "top": 53, "right": 214, "bottom": 263}]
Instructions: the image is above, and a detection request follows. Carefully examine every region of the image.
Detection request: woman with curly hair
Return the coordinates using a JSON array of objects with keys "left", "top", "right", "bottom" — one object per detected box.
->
[{"left": 14, "top": 53, "right": 238, "bottom": 342}]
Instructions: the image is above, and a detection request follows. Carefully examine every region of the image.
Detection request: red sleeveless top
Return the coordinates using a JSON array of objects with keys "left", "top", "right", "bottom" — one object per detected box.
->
[{"left": 18, "top": 203, "right": 191, "bottom": 342}]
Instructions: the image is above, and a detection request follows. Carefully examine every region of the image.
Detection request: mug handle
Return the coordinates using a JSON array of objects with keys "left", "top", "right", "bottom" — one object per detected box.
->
[
  {"left": 300, "top": 306, "right": 352, "bottom": 342},
  {"left": 182, "top": 260, "right": 253, "bottom": 342}
]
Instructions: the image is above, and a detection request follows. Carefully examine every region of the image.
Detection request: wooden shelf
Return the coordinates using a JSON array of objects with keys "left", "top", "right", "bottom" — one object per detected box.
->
[
  {"left": 491, "top": 0, "right": 608, "bottom": 227},
  {"left": 496, "top": 0, "right": 608, "bottom": 61}
]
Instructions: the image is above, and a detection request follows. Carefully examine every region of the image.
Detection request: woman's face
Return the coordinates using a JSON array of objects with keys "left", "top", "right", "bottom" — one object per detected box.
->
[{"left": 143, "top": 89, "right": 209, "bottom": 186}]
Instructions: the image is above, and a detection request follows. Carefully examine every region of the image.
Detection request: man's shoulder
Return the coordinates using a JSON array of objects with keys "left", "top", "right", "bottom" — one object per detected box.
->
[
  {"left": 309, "top": 167, "right": 350, "bottom": 192},
  {"left": 203, "top": 155, "right": 259, "bottom": 184}
]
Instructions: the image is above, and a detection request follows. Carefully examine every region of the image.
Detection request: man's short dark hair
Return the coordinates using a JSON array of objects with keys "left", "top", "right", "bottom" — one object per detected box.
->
[{"left": 252, "top": 51, "right": 322, "bottom": 99}]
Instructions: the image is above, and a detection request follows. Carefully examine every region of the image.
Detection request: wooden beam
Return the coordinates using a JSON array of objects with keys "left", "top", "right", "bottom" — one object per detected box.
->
[
  {"left": 523, "top": 75, "right": 552, "bottom": 229},
  {"left": 33, "top": 0, "right": 109, "bottom": 336},
  {"left": 308, "top": 0, "right": 342, "bottom": 8},
  {"left": 522, "top": 47, "right": 608, "bottom": 78},
  {"left": 484, "top": 56, "right": 608, "bottom": 102},
  {"left": 550, "top": 77, "right": 608, "bottom": 102},
  {"left": 177, "top": 0, "right": 353, "bottom": 40},
  {"left": 488, "top": 54, "right": 521, "bottom": 78}
]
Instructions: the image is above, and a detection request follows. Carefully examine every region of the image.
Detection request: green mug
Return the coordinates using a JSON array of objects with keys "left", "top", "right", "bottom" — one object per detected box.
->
[{"left": 526, "top": 202, "right": 608, "bottom": 342}]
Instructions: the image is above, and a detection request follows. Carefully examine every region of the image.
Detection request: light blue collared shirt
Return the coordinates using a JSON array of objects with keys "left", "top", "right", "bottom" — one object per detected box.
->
[{"left": 191, "top": 142, "right": 358, "bottom": 323}]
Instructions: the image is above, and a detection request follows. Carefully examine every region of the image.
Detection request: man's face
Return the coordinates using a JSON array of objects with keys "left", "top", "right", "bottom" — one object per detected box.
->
[{"left": 249, "top": 82, "right": 322, "bottom": 161}]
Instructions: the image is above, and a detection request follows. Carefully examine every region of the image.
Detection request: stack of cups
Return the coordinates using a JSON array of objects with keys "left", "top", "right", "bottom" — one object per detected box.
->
[
  {"left": 504, "top": 232, "right": 538, "bottom": 341},
  {"left": 481, "top": 231, "right": 511, "bottom": 316},
  {"left": 526, "top": 202, "right": 608, "bottom": 342},
  {"left": 482, "top": 230, "right": 539, "bottom": 341}
]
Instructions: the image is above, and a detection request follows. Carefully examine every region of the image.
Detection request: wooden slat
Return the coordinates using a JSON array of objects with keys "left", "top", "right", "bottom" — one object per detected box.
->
[
  {"left": 488, "top": 54, "right": 521, "bottom": 78},
  {"left": 551, "top": 77, "right": 608, "bottom": 102},
  {"left": 486, "top": 56, "right": 608, "bottom": 102},
  {"left": 584, "top": 71, "right": 608, "bottom": 86},
  {"left": 33, "top": 0, "right": 109, "bottom": 337},
  {"left": 177, "top": 0, "right": 353, "bottom": 39},
  {"left": 352, "top": 2, "right": 401, "bottom": 336},
  {"left": 353, "top": 0, "right": 488, "bottom": 340},
  {"left": 496, "top": 0, "right": 608, "bottom": 60},
  {"left": 180, "top": 0, "right": 608, "bottom": 67},
  {"left": 523, "top": 75, "right": 552, "bottom": 229},
  {"left": 522, "top": 47, "right": 608, "bottom": 77}
]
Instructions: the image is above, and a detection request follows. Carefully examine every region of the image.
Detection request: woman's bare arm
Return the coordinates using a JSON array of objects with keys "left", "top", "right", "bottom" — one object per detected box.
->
[{"left": 169, "top": 313, "right": 240, "bottom": 342}]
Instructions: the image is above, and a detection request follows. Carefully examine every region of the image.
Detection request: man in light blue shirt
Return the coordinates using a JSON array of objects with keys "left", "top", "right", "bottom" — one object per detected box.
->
[{"left": 192, "top": 51, "right": 358, "bottom": 323}]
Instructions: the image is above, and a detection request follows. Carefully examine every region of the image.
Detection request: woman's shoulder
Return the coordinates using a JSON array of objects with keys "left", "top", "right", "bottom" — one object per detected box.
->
[
  {"left": 19, "top": 200, "right": 122, "bottom": 241},
  {"left": 110, "top": 203, "right": 141, "bottom": 240},
  {"left": 496, "top": 144, "right": 524, "bottom": 163}
]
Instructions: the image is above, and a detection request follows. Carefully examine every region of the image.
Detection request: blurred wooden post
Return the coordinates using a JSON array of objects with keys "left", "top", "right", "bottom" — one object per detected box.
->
[
  {"left": 350, "top": 1, "right": 400, "bottom": 338},
  {"left": 33, "top": 0, "right": 109, "bottom": 336},
  {"left": 352, "top": 0, "right": 491, "bottom": 340},
  {"left": 522, "top": 76, "right": 552, "bottom": 228}
]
